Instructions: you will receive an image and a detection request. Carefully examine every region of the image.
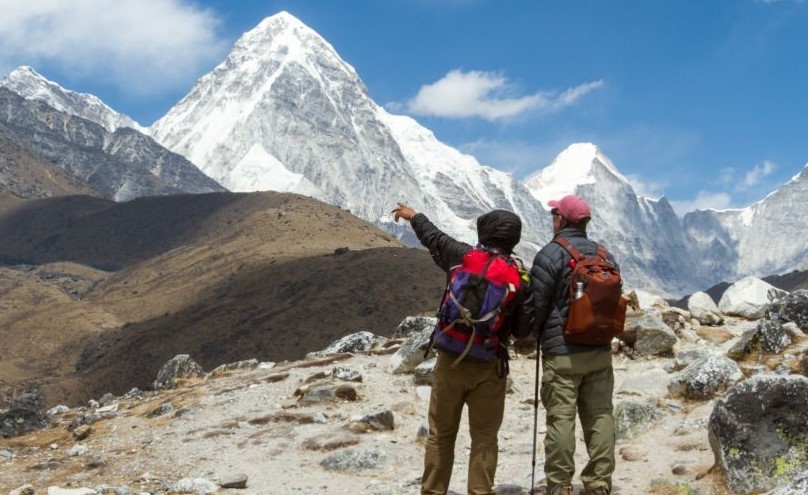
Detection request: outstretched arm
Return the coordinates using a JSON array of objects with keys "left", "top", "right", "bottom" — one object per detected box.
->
[{"left": 392, "top": 202, "right": 471, "bottom": 272}]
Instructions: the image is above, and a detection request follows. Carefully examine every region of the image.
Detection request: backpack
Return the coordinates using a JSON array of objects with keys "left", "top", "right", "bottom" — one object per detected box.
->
[
  {"left": 554, "top": 237, "right": 627, "bottom": 345},
  {"left": 429, "top": 247, "right": 523, "bottom": 366}
]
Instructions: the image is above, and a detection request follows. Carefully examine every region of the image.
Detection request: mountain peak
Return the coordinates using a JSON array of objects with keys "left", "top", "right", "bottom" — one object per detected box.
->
[
  {"left": 524, "top": 142, "right": 628, "bottom": 207},
  {"left": 1, "top": 65, "right": 144, "bottom": 133}
]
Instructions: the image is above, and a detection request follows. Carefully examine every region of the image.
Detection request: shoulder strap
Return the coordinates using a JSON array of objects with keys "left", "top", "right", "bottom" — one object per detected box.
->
[{"left": 553, "top": 236, "right": 583, "bottom": 262}]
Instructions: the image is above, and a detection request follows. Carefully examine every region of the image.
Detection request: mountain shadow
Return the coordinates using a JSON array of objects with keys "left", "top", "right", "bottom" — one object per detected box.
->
[{"left": 50, "top": 247, "right": 445, "bottom": 405}]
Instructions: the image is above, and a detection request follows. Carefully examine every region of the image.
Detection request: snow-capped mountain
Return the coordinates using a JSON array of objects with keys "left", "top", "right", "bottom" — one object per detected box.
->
[
  {"left": 148, "top": 12, "right": 551, "bottom": 256},
  {"left": 0, "top": 87, "right": 224, "bottom": 201},
  {"left": 0, "top": 67, "right": 146, "bottom": 134},
  {"left": 5, "top": 12, "right": 805, "bottom": 297},
  {"left": 525, "top": 143, "right": 706, "bottom": 294},
  {"left": 684, "top": 164, "right": 808, "bottom": 283}
]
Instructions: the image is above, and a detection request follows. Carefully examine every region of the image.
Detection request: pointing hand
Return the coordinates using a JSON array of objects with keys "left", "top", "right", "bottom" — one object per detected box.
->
[{"left": 392, "top": 202, "right": 417, "bottom": 222}]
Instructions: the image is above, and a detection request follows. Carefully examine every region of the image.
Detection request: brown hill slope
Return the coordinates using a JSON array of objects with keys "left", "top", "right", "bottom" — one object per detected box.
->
[
  {"left": 0, "top": 124, "right": 99, "bottom": 199},
  {"left": 0, "top": 191, "right": 445, "bottom": 407}
]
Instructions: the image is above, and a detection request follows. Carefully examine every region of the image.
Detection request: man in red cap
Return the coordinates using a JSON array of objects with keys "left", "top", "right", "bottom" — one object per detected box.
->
[{"left": 529, "top": 194, "right": 617, "bottom": 495}]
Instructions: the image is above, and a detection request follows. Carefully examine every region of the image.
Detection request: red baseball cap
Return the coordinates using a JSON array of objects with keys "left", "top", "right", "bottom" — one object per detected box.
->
[{"left": 548, "top": 195, "right": 592, "bottom": 222}]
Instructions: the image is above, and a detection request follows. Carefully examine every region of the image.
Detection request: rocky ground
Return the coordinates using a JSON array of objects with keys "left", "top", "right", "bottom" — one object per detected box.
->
[{"left": 5, "top": 283, "right": 807, "bottom": 495}]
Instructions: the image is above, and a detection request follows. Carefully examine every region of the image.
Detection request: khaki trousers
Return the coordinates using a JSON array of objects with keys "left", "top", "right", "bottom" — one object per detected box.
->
[
  {"left": 541, "top": 349, "right": 615, "bottom": 494},
  {"left": 421, "top": 350, "right": 506, "bottom": 495}
]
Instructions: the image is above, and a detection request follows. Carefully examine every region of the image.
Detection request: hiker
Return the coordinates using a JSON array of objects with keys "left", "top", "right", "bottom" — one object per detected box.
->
[
  {"left": 529, "top": 194, "right": 620, "bottom": 495},
  {"left": 392, "top": 202, "right": 535, "bottom": 495}
]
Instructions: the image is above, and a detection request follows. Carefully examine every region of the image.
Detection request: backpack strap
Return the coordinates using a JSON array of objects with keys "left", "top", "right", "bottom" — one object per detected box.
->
[{"left": 553, "top": 236, "right": 583, "bottom": 261}]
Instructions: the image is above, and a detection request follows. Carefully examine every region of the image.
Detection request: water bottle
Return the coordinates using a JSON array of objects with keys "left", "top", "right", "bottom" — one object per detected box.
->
[{"left": 574, "top": 281, "right": 585, "bottom": 300}]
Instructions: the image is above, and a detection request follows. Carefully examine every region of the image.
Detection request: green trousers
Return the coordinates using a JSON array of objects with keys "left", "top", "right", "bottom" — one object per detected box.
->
[
  {"left": 421, "top": 350, "right": 506, "bottom": 495},
  {"left": 541, "top": 349, "right": 615, "bottom": 494}
]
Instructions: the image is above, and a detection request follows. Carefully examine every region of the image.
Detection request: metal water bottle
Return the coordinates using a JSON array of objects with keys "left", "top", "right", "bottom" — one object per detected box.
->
[{"left": 574, "top": 281, "right": 584, "bottom": 300}]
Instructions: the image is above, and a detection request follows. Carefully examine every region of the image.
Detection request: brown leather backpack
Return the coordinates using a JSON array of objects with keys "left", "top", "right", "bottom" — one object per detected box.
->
[{"left": 555, "top": 237, "right": 627, "bottom": 345}]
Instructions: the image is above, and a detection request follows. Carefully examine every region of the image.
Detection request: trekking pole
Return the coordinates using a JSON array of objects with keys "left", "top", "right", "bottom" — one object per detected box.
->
[{"left": 529, "top": 337, "right": 541, "bottom": 495}]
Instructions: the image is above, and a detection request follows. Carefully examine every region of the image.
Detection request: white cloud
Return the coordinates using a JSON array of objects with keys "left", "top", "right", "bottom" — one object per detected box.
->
[
  {"left": 625, "top": 174, "right": 667, "bottom": 199},
  {"left": 0, "top": 0, "right": 227, "bottom": 95},
  {"left": 741, "top": 160, "right": 776, "bottom": 189},
  {"left": 406, "top": 69, "right": 603, "bottom": 120},
  {"left": 669, "top": 191, "right": 733, "bottom": 216}
]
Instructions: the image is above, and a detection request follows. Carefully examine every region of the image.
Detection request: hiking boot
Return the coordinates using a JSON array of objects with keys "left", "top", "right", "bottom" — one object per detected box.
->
[
  {"left": 579, "top": 488, "right": 609, "bottom": 495},
  {"left": 552, "top": 485, "right": 573, "bottom": 495}
]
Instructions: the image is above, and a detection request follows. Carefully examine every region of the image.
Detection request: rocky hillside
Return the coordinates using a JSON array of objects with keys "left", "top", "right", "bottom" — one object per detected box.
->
[
  {"left": 0, "top": 191, "right": 445, "bottom": 408},
  {"left": 2, "top": 285, "right": 807, "bottom": 495}
]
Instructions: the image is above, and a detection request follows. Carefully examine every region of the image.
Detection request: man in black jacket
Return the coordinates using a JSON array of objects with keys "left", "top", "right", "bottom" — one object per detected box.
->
[
  {"left": 530, "top": 195, "right": 616, "bottom": 495},
  {"left": 393, "top": 202, "right": 534, "bottom": 495}
]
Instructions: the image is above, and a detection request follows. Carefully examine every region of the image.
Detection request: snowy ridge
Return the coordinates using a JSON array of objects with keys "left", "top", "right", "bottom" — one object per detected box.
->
[
  {"left": 0, "top": 66, "right": 146, "bottom": 133},
  {"left": 4, "top": 12, "right": 806, "bottom": 296}
]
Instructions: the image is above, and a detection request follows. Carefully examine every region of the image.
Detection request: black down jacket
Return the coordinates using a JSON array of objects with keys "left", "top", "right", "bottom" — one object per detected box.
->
[{"left": 530, "top": 227, "right": 617, "bottom": 355}]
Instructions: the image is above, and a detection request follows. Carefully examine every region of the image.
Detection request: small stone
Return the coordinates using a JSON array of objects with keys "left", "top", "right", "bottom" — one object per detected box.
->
[
  {"left": 9, "top": 484, "right": 36, "bottom": 495},
  {"left": 0, "top": 448, "right": 14, "bottom": 459},
  {"left": 73, "top": 425, "right": 93, "bottom": 440},
  {"left": 219, "top": 473, "right": 248, "bottom": 489}
]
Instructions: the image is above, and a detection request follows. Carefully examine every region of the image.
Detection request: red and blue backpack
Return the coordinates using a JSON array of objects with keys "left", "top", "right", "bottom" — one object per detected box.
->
[{"left": 428, "top": 247, "right": 524, "bottom": 366}]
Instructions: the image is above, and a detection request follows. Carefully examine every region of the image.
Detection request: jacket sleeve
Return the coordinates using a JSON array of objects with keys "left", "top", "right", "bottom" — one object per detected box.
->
[
  {"left": 529, "top": 243, "right": 564, "bottom": 335},
  {"left": 509, "top": 280, "right": 536, "bottom": 339},
  {"left": 410, "top": 213, "right": 472, "bottom": 272}
]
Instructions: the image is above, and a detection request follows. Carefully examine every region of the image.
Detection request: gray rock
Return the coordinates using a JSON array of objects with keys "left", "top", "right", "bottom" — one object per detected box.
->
[
  {"left": 668, "top": 354, "right": 743, "bottom": 400},
  {"left": 153, "top": 354, "right": 204, "bottom": 391},
  {"left": 727, "top": 326, "right": 760, "bottom": 359},
  {"left": 0, "top": 448, "right": 14, "bottom": 459},
  {"left": 414, "top": 357, "right": 436, "bottom": 385},
  {"left": 767, "top": 289, "right": 808, "bottom": 330},
  {"left": 719, "top": 276, "right": 786, "bottom": 319},
  {"left": 388, "top": 327, "right": 432, "bottom": 374},
  {"left": 211, "top": 359, "right": 259, "bottom": 375},
  {"left": 299, "top": 383, "right": 358, "bottom": 405},
  {"left": 708, "top": 374, "right": 808, "bottom": 494},
  {"left": 614, "top": 399, "right": 664, "bottom": 440},
  {"left": 113, "top": 487, "right": 133, "bottom": 495},
  {"left": 172, "top": 478, "right": 218, "bottom": 494},
  {"left": 219, "top": 474, "right": 248, "bottom": 489},
  {"left": 688, "top": 291, "right": 724, "bottom": 326},
  {"left": 47, "top": 405, "right": 70, "bottom": 416},
  {"left": 394, "top": 316, "right": 437, "bottom": 338},
  {"left": 9, "top": 484, "right": 35, "bottom": 495},
  {"left": 308, "top": 331, "right": 386, "bottom": 358},
  {"left": 769, "top": 469, "right": 808, "bottom": 495},
  {"left": 757, "top": 319, "right": 792, "bottom": 353},
  {"left": 320, "top": 448, "right": 390, "bottom": 471},
  {"left": 672, "top": 349, "right": 711, "bottom": 371},
  {"left": 332, "top": 366, "right": 363, "bottom": 382},
  {"left": 348, "top": 409, "right": 395, "bottom": 432},
  {"left": 493, "top": 484, "right": 525, "bottom": 494},
  {"left": 619, "top": 315, "right": 677, "bottom": 356}
]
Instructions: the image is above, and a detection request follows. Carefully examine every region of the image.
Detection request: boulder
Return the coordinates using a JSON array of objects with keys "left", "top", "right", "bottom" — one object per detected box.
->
[
  {"left": 388, "top": 327, "right": 432, "bottom": 374},
  {"left": 708, "top": 374, "right": 808, "bottom": 494},
  {"left": 769, "top": 469, "right": 808, "bottom": 495},
  {"left": 394, "top": 316, "right": 437, "bottom": 338},
  {"left": 757, "top": 319, "right": 792, "bottom": 353},
  {"left": 632, "top": 289, "right": 670, "bottom": 311},
  {"left": 767, "top": 289, "right": 808, "bottom": 331},
  {"left": 614, "top": 399, "right": 664, "bottom": 440},
  {"left": 718, "top": 276, "right": 787, "bottom": 319},
  {"left": 618, "top": 315, "right": 677, "bottom": 356},
  {"left": 687, "top": 291, "right": 724, "bottom": 326},
  {"left": 668, "top": 354, "right": 743, "bottom": 401},
  {"left": 727, "top": 327, "right": 760, "bottom": 360},
  {"left": 414, "top": 357, "right": 437, "bottom": 385},
  {"left": 308, "top": 331, "right": 386, "bottom": 358},
  {"left": 153, "top": 354, "right": 204, "bottom": 391},
  {"left": 320, "top": 448, "right": 391, "bottom": 471}
]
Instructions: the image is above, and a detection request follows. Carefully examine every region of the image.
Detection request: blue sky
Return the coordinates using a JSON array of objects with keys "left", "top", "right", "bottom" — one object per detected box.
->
[{"left": 1, "top": 0, "right": 806, "bottom": 215}]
